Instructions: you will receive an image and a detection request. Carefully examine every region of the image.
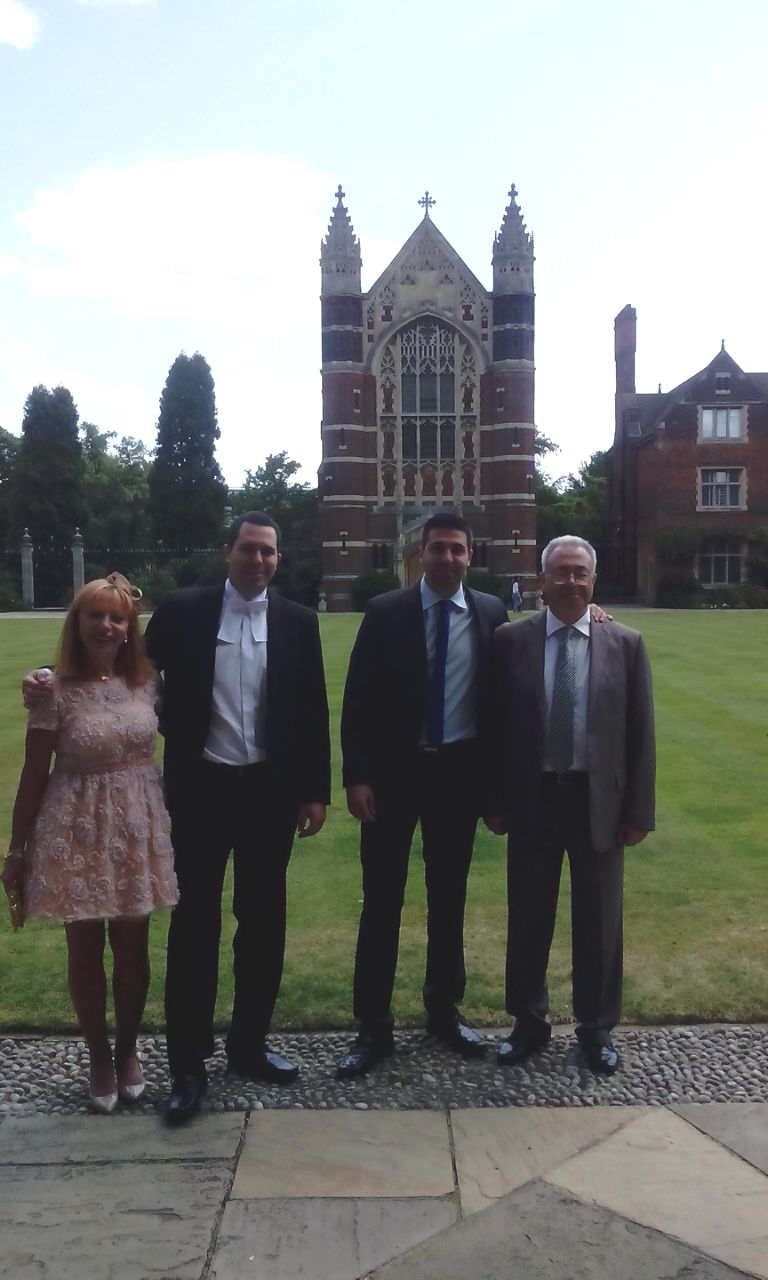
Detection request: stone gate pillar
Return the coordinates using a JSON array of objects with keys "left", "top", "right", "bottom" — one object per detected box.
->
[
  {"left": 20, "top": 529, "right": 34, "bottom": 608},
  {"left": 71, "top": 528, "right": 85, "bottom": 595}
]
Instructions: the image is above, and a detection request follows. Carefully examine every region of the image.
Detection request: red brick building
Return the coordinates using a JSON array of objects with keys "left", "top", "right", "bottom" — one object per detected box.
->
[
  {"left": 607, "top": 305, "right": 768, "bottom": 601},
  {"left": 318, "top": 186, "right": 537, "bottom": 610}
]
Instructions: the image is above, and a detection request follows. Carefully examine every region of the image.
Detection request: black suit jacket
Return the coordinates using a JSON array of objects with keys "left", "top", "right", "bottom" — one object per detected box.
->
[
  {"left": 144, "top": 584, "right": 331, "bottom": 809},
  {"left": 341, "top": 583, "right": 508, "bottom": 790},
  {"left": 488, "top": 612, "right": 655, "bottom": 852}
]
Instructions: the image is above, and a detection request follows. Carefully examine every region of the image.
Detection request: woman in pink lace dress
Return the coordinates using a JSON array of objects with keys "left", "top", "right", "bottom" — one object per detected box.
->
[{"left": 3, "top": 574, "right": 178, "bottom": 1112}]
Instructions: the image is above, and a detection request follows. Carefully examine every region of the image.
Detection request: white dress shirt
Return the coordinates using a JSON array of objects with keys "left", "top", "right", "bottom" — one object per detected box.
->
[
  {"left": 543, "top": 607, "right": 591, "bottom": 771},
  {"left": 202, "top": 579, "right": 268, "bottom": 765},
  {"left": 419, "top": 577, "right": 478, "bottom": 743}
]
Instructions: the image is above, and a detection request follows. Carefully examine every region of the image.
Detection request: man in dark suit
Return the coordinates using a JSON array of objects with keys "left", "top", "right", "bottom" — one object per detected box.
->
[
  {"left": 485, "top": 535, "right": 655, "bottom": 1075},
  {"left": 336, "top": 514, "right": 508, "bottom": 1079},
  {"left": 143, "top": 511, "right": 331, "bottom": 1120}
]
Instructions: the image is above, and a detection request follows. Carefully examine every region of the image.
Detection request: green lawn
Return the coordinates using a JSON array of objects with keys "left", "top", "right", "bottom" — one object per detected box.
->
[{"left": 0, "top": 609, "right": 766, "bottom": 1031}]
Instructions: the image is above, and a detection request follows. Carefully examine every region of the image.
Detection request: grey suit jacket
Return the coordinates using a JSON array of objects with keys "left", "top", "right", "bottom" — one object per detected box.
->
[{"left": 488, "top": 612, "right": 655, "bottom": 852}]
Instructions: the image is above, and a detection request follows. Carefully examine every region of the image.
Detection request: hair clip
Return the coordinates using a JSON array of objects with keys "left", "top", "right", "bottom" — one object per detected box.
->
[{"left": 106, "top": 572, "right": 143, "bottom": 602}]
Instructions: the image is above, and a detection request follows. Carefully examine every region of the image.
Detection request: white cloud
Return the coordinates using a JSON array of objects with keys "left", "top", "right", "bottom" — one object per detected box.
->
[
  {"left": 0, "top": 0, "right": 40, "bottom": 48},
  {"left": 16, "top": 153, "right": 334, "bottom": 318},
  {"left": 9, "top": 153, "right": 400, "bottom": 481},
  {"left": 0, "top": 339, "right": 33, "bottom": 365},
  {"left": 74, "top": 1, "right": 153, "bottom": 6}
]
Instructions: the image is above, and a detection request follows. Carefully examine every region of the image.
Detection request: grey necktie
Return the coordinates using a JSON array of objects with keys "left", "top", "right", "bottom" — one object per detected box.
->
[{"left": 548, "top": 626, "right": 576, "bottom": 773}]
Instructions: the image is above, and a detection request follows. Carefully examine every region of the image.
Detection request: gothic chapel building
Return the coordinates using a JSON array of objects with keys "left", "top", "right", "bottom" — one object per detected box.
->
[{"left": 319, "top": 186, "right": 537, "bottom": 610}]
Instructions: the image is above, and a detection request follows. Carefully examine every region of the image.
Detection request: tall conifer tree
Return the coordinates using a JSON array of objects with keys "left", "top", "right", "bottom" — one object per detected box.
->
[
  {"left": 10, "top": 385, "right": 83, "bottom": 542},
  {"left": 0, "top": 427, "right": 19, "bottom": 545},
  {"left": 148, "top": 352, "right": 226, "bottom": 545}
]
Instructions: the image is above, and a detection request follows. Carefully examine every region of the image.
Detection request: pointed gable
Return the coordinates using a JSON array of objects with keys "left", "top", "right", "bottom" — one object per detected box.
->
[
  {"left": 363, "top": 215, "right": 491, "bottom": 366},
  {"left": 638, "top": 347, "right": 768, "bottom": 438}
]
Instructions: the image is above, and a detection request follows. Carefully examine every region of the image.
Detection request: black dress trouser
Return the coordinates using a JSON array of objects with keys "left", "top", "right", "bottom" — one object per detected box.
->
[
  {"left": 353, "top": 741, "right": 481, "bottom": 1039},
  {"left": 164, "top": 760, "right": 298, "bottom": 1078},
  {"left": 505, "top": 772, "right": 624, "bottom": 1035}
]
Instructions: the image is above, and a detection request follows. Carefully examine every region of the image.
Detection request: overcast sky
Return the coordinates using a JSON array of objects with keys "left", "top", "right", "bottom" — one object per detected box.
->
[{"left": 1, "top": 0, "right": 766, "bottom": 488}]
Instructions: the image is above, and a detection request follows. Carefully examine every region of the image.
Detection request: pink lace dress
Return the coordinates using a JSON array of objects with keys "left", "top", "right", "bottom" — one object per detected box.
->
[{"left": 23, "top": 676, "right": 179, "bottom": 922}]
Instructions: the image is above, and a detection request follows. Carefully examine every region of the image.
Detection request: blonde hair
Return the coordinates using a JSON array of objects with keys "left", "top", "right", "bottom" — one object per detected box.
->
[{"left": 56, "top": 573, "right": 153, "bottom": 687}]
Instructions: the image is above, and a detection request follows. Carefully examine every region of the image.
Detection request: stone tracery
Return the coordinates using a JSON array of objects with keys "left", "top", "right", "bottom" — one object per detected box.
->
[{"left": 377, "top": 319, "right": 479, "bottom": 505}]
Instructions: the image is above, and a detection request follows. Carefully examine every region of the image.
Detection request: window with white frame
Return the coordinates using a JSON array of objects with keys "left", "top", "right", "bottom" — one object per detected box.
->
[
  {"left": 699, "top": 406, "right": 744, "bottom": 440},
  {"left": 697, "top": 538, "right": 744, "bottom": 586},
  {"left": 699, "top": 467, "right": 744, "bottom": 509}
]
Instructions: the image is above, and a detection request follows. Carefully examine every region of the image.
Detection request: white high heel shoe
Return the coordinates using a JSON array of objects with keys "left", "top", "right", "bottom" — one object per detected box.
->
[
  {"left": 89, "top": 1089, "right": 119, "bottom": 1114},
  {"left": 89, "top": 1061, "right": 118, "bottom": 1114},
  {"left": 117, "top": 1052, "right": 146, "bottom": 1102}
]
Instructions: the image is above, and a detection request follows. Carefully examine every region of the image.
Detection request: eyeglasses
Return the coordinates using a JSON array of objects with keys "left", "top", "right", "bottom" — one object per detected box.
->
[{"left": 548, "top": 567, "right": 594, "bottom": 584}]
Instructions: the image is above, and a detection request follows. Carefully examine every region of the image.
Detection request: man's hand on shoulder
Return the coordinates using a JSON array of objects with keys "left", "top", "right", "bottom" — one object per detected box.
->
[
  {"left": 296, "top": 803, "right": 326, "bottom": 839},
  {"left": 618, "top": 825, "right": 648, "bottom": 847},
  {"left": 346, "top": 784, "right": 377, "bottom": 823},
  {"left": 483, "top": 815, "right": 508, "bottom": 836},
  {"left": 589, "top": 604, "right": 613, "bottom": 623},
  {"left": 21, "top": 668, "right": 54, "bottom": 710}
]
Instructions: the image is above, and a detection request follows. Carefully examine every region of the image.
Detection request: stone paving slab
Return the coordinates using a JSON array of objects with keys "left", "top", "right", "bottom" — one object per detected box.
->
[
  {"left": 672, "top": 1102, "right": 768, "bottom": 1176},
  {"left": 451, "top": 1106, "right": 635, "bottom": 1215},
  {"left": 211, "top": 1196, "right": 458, "bottom": 1280},
  {"left": 0, "top": 1160, "right": 231, "bottom": 1280},
  {"left": 545, "top": 1107, "right": 768, "bottom": 1279},
  {"left": 0, "top": 1112, "right": 245, "bottom": 1164},
  {"left": 232, "top": 1109, "right": 454, "bottom": 1199},
  {"left": 367, "top": 1178, "right": 749, "bottom": 1279}
]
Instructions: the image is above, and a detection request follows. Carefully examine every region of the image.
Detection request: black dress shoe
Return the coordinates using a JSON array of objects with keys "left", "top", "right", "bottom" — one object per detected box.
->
[
  {"left": 427, "top": 1015, "right": 488, "bottom": 1059},
  {"left": 336, "top": 1033, "right": 394, "bottom": 1080},
  {"left": 165, "top": 1074, "right": 207, "bottom": 1125},
  {"left": 497, "top": 1024, "right": 551, "bottom": 1067},
  {"left": 226, "top": 1047, "right": 299, "bottom": 1084},
  {"left": 577, "top": 1032, "right": 620, "bottom": 1075}
]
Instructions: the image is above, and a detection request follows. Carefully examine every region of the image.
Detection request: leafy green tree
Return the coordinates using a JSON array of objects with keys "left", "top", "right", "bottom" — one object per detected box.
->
[
  {"left": 536, "top": 450, "right": 608, "bottom": 556},
  {"left": 236, "top": 452, "right": 303, "bottom": 511},
  {"left": 465, "top": 568, "right": 505, "bottom": 599},
  {"left": 534, "top": 428, "right": 561, "bottom": 479},
  {"left": 148, "top": 352, "right": 226, "bottom": 545},
  {"left": 10, "top": 385, "right": 84, "bottom": 543},
  {"left": 232, "top": 451, "right": 321, "bottom": 604},
  {"left": 80, "top": 425, "right": 151, "bottom": 546},
  {"left": 0, "top": 427, "right": 19, "bottom": 545},
  {"left": 9, "top": 385, "right": 84, "bottom": 604},
  {"left": 351, "top": 568, "right": 401, "bottom": 610}
]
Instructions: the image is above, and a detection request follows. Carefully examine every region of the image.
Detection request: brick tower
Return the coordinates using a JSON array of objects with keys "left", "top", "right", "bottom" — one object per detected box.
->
[{"left": 319, "top": 185, "right": 536, "bottom": 610}]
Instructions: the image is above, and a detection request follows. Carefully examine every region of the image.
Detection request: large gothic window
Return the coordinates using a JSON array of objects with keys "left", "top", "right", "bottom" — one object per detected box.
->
[{"left": 378, "top": 319, "right": 479, "bottom": 506}]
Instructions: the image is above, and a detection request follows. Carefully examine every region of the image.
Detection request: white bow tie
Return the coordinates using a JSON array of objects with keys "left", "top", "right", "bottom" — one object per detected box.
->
[
  {"left": 218, "top": 594, "right": 268, "bottom": 645},
  {"left": 231, "top": 597, "right": 268, "bottom": 616}
]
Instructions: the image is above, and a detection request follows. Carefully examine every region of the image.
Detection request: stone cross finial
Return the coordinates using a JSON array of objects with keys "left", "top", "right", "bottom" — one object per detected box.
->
[{"left": 418, "top": 191, "right": 436, "bottom": 215}]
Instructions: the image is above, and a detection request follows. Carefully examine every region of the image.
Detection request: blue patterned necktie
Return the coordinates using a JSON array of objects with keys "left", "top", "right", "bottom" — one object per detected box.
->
[
  {"left": 426, "top": 599, "right": 451, "bottom": 746},
  {"left": 548, "top": 625, "right": 576, "bottom": 773}
]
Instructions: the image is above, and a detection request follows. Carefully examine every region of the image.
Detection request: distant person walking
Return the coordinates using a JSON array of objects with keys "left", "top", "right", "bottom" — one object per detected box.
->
[{"left": 510, "top": 579, "right": 524, "bottom": 613}]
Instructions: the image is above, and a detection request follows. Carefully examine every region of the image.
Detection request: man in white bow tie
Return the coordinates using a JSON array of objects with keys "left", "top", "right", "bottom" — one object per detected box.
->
[{"left": 144, "top": 511, "right": 331, "bottom": 1121}]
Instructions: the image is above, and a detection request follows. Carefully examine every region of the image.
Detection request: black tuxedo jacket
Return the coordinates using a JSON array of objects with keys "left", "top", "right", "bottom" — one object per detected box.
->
[
  {"left": 144, "top": 584, "right": 331, "bottom": 808},
  {"left": 341, "top": 583, "right": 508, "bottom": 790}
]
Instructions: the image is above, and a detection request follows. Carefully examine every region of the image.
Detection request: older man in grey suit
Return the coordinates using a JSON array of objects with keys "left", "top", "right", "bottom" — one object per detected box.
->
[{"left": 485, "top": 535, "right": 655, "bottom": 1075}]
